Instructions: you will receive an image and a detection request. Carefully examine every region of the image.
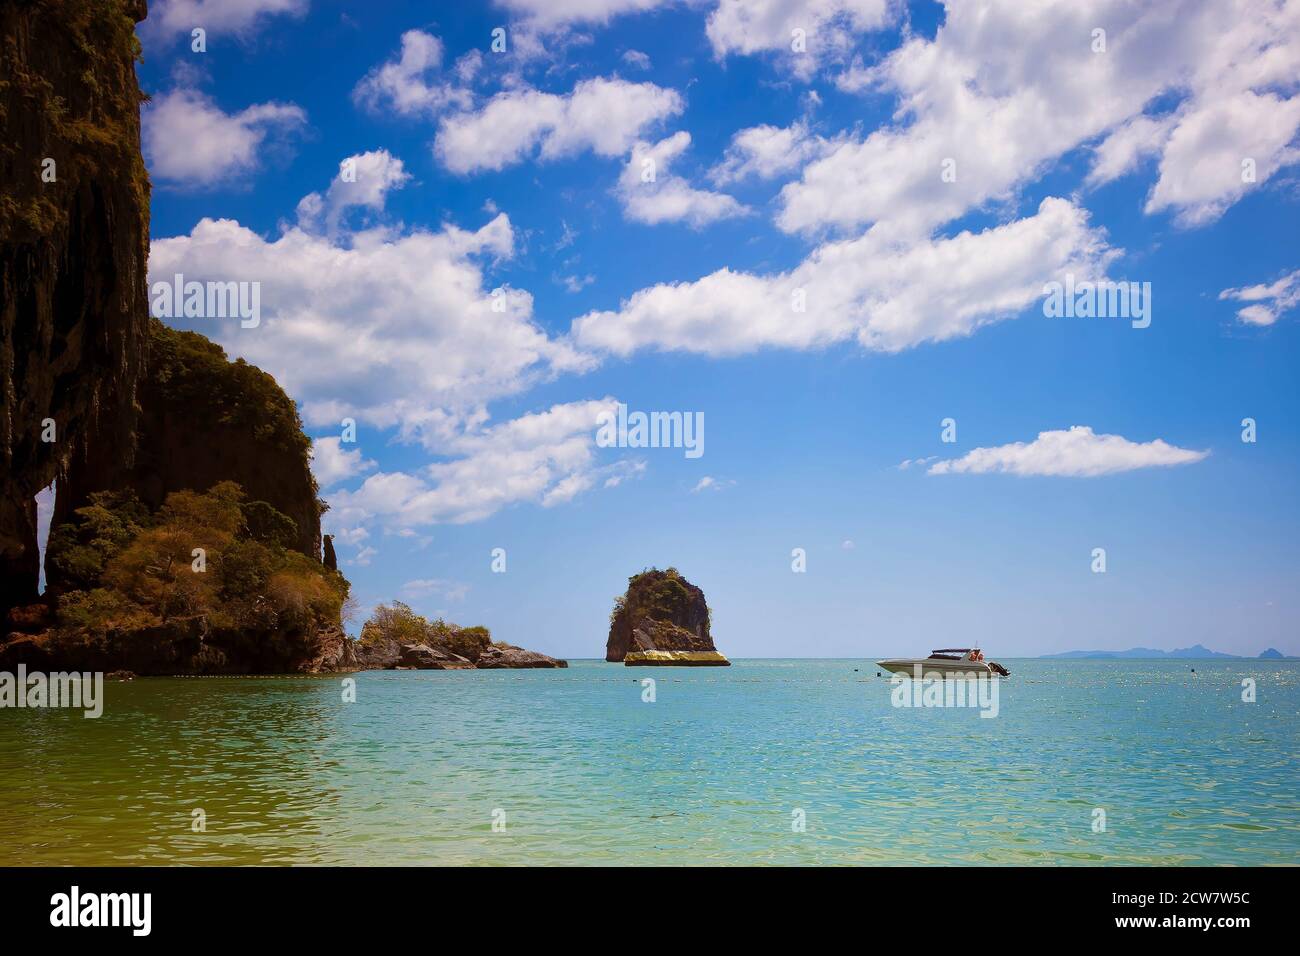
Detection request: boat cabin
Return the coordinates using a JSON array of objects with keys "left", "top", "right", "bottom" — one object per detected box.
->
[{"left": 926, "top": 648, "right": 984, "bottom": 662}]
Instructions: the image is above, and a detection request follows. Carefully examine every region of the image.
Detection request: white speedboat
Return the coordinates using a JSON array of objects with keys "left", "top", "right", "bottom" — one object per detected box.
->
[{"left": 876, "top": 648, "right": 1010, "bottom": 677}]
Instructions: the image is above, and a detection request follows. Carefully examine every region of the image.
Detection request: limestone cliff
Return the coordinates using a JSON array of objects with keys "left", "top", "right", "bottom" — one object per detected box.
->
[
  {"left": 51, "top": 319, "right": 324, "bottom": 582},
  {"left": 606, "top": 568, "right": 728, "bottom": 665},
  {"left": 0, "top": 0, "right": 150, "bottom": 618}
]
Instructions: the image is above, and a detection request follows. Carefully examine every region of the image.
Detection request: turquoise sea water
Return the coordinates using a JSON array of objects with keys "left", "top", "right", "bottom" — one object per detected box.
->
[{"left": 0, "top": 659, "right": 1296, "bottom": 865}]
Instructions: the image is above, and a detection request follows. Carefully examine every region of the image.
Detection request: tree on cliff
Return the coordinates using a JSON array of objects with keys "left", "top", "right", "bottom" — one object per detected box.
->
[{"left": 8, "top": 481, "right": 352, "bottom": 674}]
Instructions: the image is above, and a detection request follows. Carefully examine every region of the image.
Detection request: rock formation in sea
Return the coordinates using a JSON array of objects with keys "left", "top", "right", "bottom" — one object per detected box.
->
[
  {"left": 606, "top": 568, "right": 729, "bottom": 665},
  {"left": 0, "top": 0, "right": 151, "bottom": 619},
  {"left": 356, "top": 602, "right": 567, "bottom": 669}
]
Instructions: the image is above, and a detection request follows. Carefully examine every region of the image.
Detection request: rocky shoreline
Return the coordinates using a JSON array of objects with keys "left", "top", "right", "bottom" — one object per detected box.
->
[{"left": 348, "top": 602, "right": 566, "bottom": 671}]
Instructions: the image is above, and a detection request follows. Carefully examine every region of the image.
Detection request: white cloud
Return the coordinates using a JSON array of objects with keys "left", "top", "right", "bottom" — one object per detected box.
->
[
  {"left": 494, "top": 0, "right": 673, "bottom": 31},
  {"left": 352, "top": 30, "right": 476, "bottom": 117},
  {"left": 1086, "top": 115, "right": 1176, "bottom": 186},
  {"left": 326, "top": 399, "right": 631, "bottom": 528},
  {"left": 348, "top": 545, "right": 378, "bottom": 567},
  {"left": 143, "top": 89, "right": 305, "bottom": 187},
  {"left": 147, "top": 0, "right": 307, "bottom": 37},
  {"left": 784, "top": 0, "right": 1300, "bottom": 237},
  {"left": 927, "top": 426, "right": 1209, "bottom": 477},
  {"left": 149, "top": 196, "right": 590, "bottom": 448},
  {"left": 1219, "top": 269, "right": 1300, "bottom": 326},
  {"left": 706, "top": 0, "right": 892, "bottom": 76},
  {"left": 619, "top": 133, "right": 750, "bottom": 226},
  {"left": 622, "top": 49, "right": 653, "bottom": 69},
  {"left": 332, "top": 526, "right": 370, "bottom": 547},
  {"left": 401, "top": 578, "right": 470, "bottom": 601},
  {"left": 709, "top": 121, "right": 833, "bottom": 184},
  {"left": 295, "top": 149, "right": 411, "bottom": 234},
  {"left": 435, "top": 78, "right": 683, "bottom": 174},
  {"left": 573, "top": 196, "right": 1113, "bottom": 356},
  {"left": 691, "top": 475, "right": 735, "bottom": 492},
  {"left": 310, "top": 436, "right": 377, "bottom": 489},
  {"left": 1145, "top": 91, "right": 1300, "bottom": 226},
  {"left": 897, "top": 456, "right": 938, "bottom": 470},
  {"left": 840, "top": 538, "right": 855, "bottom": 549}
]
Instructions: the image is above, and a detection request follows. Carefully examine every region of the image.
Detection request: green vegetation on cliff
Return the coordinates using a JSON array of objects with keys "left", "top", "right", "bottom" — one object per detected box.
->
[
  {"left": 609, "top": 567, "right": 709, "bottom": 630},
  {"left": 48, "top": 481, "right": 349, "bottom": 640},
  {"left": 147, "top": 319, "right": 313, "bottom": 463}
]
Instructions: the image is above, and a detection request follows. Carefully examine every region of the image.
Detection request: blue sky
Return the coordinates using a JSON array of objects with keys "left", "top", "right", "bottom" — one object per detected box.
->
[{"left": 136, "top": 0, "right": 1299, "bottom": 657}]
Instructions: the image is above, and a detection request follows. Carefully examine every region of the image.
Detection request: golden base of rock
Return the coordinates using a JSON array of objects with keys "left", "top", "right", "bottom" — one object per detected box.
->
[{"left": 623, "top": 650, "right": 731, "bottom": 666}]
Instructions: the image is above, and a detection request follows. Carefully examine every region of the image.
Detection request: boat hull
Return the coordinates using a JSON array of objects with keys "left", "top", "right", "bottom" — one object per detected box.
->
[{"left": 876, "top": 658, "right": 994, "bottom": 677}]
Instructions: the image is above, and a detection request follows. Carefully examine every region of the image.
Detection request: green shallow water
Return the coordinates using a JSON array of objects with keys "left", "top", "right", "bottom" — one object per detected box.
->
[{"left": 0, "top": 659, "right": 1296, "bottom": 865}]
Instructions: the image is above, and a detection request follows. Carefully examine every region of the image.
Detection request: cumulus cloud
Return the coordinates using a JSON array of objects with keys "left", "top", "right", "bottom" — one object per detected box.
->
[
  {"left": 434, "top": 78, "right": 683, "bottom": 174},
  {"left": 325, "top": 399, "right": 635, "bottom": 528},
  {"left": 573, "top": 196, "right": 1114, "bottom": 356},
  {"left": 149, "top": 179, "right": 590, "bottom": 447},
  {"left": 352, "top": 30, "right": 476, "bottom": 117},
  {"left": 310, "top": 436, "right": 377, "bottom": 489},
  {"left": 1219, "top": 269, "right": 1300, "bottom": 326},
  {"left": 147, "top": 0, "right": 307, "bottom": 38},
  {"left": 495, "top": 0, "right": 673, "bottom": 30},
  {"left": 295, "top": 149, "right": 411, "bottom": 234},
  {"left": 785, "top": 0, "right": 1300, "bottom": 237},
  {"left": 1145, "top": 91, "right": 1300, "bottom": 226},
  {"left": 618, "top": 133, "right": 750, "bottom": 226},
  {"left": 708, "top": 121, "right": 833, "bottom": 184},
  {"left": 706, "top": 0, "right": 892, "bottom": 76},
  {"left": 1085, "top": 115, "right": 1176, "bottom": 186},
  {"left": 927, "top": 426, "right": 1209, "bottom": 477},
  {"left": 143, "top": 88, "right": 305, "bottom": 187}
]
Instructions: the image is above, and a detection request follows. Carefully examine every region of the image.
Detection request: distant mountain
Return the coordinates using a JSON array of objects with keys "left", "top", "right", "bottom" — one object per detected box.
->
[{"left": 1042, "top": 644, "right": 1292, "bottom": 660}]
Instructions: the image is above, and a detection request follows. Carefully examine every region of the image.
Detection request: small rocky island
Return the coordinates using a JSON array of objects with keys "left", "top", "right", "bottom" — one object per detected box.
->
[
  {"left": 356, "top": 602, "right": 566, "bottom": 670},
  {"left": 606, "top": 568, "right": 729, "bottom": 665}
]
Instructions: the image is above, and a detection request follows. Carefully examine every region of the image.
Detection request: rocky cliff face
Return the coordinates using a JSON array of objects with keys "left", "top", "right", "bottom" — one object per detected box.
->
[
  {"left": 0, "top": 2, "right": 351, "bottom": 674},
  {"left": 0, "top": 0, "right": 151, "bottom": 619},
  {"left": 606, "top": 568, "right": 727, "bottom": 664},
  {"left": 51, "top": 320, "right": 323, "bottom": 579}
]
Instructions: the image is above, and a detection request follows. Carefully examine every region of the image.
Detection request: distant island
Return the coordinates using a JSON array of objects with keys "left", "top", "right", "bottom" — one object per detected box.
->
[{"left": 1041, "top": 644, "right": 1290, "bottom": 660}]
